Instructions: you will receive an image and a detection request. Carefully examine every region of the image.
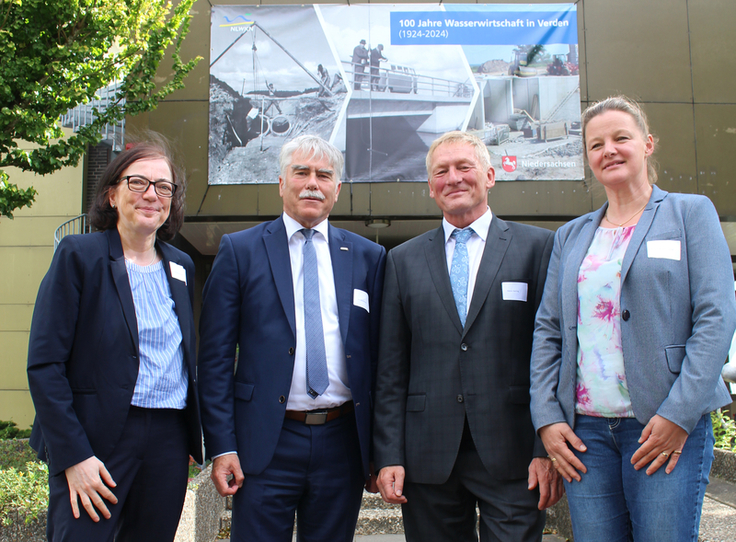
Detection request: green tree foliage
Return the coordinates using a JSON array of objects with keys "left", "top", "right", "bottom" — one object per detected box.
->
[{"left": 0, "top": 0, "right": 200, "bottom": 218}]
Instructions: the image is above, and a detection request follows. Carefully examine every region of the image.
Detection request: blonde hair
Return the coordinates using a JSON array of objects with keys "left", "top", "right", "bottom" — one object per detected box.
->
[
  {"left": 426, "top": 131, "right": 491, "bottom": 177},
  {"left": 581, "top": 95, "right": 658, "bottom": 183}
]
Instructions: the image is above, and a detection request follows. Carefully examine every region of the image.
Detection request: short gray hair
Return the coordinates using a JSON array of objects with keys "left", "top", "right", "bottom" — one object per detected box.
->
[
  {"left": 279, "top": 135, "right": 344, "bottom": 180},
  {"left": 426, "top": 131, "right": 492, "bottom": 177}
]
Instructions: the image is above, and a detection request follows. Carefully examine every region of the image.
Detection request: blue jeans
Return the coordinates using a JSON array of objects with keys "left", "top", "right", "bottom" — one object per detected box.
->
[{"left": 564, "top": 414, "right": 714, "bottom": 542}]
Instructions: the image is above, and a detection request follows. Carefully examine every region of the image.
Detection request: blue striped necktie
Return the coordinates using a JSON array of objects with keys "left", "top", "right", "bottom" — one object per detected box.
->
[{"left": 301, "top": 229, "right": 329, "bottom": 397}]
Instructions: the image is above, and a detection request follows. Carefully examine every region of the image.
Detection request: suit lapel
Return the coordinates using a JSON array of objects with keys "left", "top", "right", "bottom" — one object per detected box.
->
[
  {"left": 329, "top": 225, "right": 352, "bottom": 347},
  {"left": 159, "top": 243, "right": 194, "bottom": 372},
  {"left": 464, "top": 217, "right": 510, "bottom": 334},
  {"left": 425, "top": 226, "right": 463, "bottom": 335},
  {"left": 263, "top": 217, "right": 297, "bottom": 337},
  {"left": 620, "top": 185, "right": 666, "bottom": 284},
  {"left": 107, "top": 229, "right": 139, "bottom": 353}
]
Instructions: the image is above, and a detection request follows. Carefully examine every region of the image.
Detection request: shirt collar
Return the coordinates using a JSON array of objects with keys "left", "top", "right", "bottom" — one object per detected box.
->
[
  {"left": 283, "top": 212, "right": 330, "bottom": 244},
  {"left": 442, "top": 207, "right": 492, "bottom": 244}
]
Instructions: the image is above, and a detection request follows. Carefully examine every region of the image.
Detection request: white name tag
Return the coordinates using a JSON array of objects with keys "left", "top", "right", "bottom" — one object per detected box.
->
[
  {"left": 353, "top": 289, "right": 369, "bottom": 313},
  {"left": 170, "top": 261, "right": 187, "bottom": 284},
  {"left": 502, "top": 282, "right": 528, "bottom": 302},
  {"left": 646, "top": 240, "right": 681, "bottom": 261}
]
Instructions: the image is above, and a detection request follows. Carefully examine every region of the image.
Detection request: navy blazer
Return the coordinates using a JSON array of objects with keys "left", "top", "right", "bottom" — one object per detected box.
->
[
  {"left": 28, "top": 229, "right": 202, "bottom": 476},
  {"left": 531, "top": 185, "right": 736, "bottom": 435},
  {"left": 197, "top": 217, "right": 386, "bottom": 478}
]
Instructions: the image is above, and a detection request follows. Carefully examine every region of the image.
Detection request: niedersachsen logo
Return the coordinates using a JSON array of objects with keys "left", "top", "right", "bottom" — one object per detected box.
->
[
  {"left": 220, "top": 15, "right": 255, "bottom": 30},
  {"left": 520, "top": 160, "right": 577, "bottom": 168}
]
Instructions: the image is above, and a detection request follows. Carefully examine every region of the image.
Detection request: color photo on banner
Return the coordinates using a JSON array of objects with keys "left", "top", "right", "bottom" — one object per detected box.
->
[{"left": 209, "top": 3, "right": 583, "bottom": 184}]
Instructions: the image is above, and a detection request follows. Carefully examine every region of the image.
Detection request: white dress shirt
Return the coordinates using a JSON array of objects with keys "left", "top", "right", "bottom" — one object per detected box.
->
[
  {"left": 442, "top": 207, "right": 493, "bottom": 321},
  {"left": 282, "top": 212, "right": 352, "bottom": 410}
]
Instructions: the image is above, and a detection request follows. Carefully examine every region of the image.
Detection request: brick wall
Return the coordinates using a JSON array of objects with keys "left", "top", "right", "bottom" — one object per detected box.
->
[{"left": 85, "top": 142, "right": 112, "bottom": 213}]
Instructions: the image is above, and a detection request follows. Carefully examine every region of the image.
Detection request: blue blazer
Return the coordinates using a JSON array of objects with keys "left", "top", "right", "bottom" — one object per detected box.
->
[
  {"left": 531, "top": 185, "right": 736, "bottom": 435},
  {"left": 197, "top": 217, "right": 386, "bottom": 477},
  {"left": 27, "top": 229, "right": 203, "bottom": 476}
]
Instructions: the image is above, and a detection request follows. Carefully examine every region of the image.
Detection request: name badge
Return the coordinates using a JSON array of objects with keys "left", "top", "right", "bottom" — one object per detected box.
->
[
  {"left": 502, "top": 282, "right": 528, "bottom": 302},
  {"left": 353, "top": 289, "right": 369, "bottom": 312},
  {"left": 646, "top": 240, "right": 681, "bottom": 261},
  {"left": 170, "top": 262, "right": 187, "bottom": 284}
]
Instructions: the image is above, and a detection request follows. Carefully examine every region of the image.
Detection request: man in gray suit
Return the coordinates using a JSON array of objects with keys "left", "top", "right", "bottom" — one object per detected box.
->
[{"left": 373, "top": 131, "right": 562, "bottom": 541}]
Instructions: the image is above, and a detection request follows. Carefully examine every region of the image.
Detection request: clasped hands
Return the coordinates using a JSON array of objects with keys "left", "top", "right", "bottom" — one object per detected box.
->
[{"left": 540, "top": 415, "right": 688, "bottom": 483}]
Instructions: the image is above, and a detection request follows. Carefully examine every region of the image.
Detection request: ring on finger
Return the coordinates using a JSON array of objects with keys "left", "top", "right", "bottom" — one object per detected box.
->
[
  {"left": 672, "top": 450, "right": 682, "bottom": 455},
  {"left": 549, "top": 457, "right": 557, "bottom": 462},
  {"left": 661, "top": 451, "right": 669, "bottom": 458}
]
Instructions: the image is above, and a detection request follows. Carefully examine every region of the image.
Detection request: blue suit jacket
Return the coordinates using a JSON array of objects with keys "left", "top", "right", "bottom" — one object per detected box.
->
[
  {"left": 531, "top": 185, "right": 736, "bottom": 434},
  {"left": 27, "top": 229, "right": 202, "bottom": 476},
  {"left": 197, "top": 216, "right": 386, "bottom": 477}
]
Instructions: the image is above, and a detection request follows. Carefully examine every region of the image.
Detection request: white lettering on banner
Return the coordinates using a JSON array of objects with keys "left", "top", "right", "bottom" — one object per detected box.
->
[
  {"left": 520, "top": 160, "right": 577, "bottom": 168},
  {"left": 537, "top": 19, "right": 570, "bottom": 27},
  {"left": 443, "top": 19, "right": 526, "bottom": 28}
]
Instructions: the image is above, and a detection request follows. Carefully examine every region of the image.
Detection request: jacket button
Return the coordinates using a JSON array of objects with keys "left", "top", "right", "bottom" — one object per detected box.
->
[
  {"left": 279, "top": 395, "right": 286, "bottom": 403},
  {"left": 457, "top": 394, "right": 464, "bottom": 403},
  {"left": 622, "top": 310, "right": 630, "bottom": 321},
  {"left": 460, "top": 343, "right": 468, "bottom": 352},
  {"left": 288, "top": 347, "right": 295, "bottom": 355}
]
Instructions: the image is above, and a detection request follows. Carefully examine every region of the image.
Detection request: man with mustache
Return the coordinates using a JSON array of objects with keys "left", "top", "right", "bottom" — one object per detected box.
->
[{"left": 198, "top": 134, "right": 386, "bottom": 541}]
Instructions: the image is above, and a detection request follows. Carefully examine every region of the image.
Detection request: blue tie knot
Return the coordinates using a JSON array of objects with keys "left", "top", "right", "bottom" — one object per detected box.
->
[
  {"left": 452, "top": 228, "right": 473, "bottom": 245},
  {"left": 302, "top": 228, "right": 315, "bottom": 241}
]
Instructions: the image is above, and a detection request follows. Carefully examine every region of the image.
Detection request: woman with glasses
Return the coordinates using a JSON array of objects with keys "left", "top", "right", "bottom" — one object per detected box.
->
[{"left": 27, "top": 138, "right": 202, "bottom": 541}]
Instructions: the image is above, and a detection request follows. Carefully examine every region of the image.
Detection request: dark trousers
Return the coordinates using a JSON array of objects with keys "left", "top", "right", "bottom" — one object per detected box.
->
[
  {"left": 354, "top": 66, "right": 366, "bottom": 90},
  {"left": 230, "top": 413, "right": 365, "bottom": 542},
  {"left": 47, "top": 407, "right": 190, "bottom": 542},
  {"left": 401, "top": 424, "right": 545, "bottom": 542}
]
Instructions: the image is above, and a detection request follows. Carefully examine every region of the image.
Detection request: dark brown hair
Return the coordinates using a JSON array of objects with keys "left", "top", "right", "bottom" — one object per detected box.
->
[{"left": 88, "top": 137, "right": 186, "bottom": 241}]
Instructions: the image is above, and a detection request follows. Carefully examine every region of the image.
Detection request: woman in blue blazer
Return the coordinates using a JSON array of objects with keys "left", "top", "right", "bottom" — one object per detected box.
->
[
  {"left": 530, "top": 96, "right": 736, "bottom": 541},
  {"left": 27, "top": 140, "right": 202, "bottom": 541}
]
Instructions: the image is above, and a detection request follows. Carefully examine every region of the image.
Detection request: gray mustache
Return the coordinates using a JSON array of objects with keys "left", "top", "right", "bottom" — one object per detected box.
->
[{"left": 299, "top": 190, "right": 325, "bottom": 201}]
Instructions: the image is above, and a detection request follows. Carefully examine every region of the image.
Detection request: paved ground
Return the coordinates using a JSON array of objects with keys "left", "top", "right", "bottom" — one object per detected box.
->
[
  {"left": 219, "top": 533, "right": 567, "bottom": 541},
  {"left": 351, "top": 536, "right": 566, "bottom": 541}
]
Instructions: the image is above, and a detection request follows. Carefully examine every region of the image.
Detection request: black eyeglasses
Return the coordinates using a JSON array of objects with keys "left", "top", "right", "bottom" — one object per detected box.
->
[{"left": 118, "top": 175, "right": 177, "bottom": 198}]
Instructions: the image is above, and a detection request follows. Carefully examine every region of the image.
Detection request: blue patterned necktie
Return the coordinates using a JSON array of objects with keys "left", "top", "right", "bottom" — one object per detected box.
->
[
  {"left": 301, "top": 229, "right": 329, "bottom": 397},
  {"left": 450, "top": 228, "right": 473, "bottom": 327}
]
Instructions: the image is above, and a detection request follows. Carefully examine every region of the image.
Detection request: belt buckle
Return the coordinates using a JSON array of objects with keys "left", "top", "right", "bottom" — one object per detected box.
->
[{"left": 304, "top": 411, "right": 328, "bottom": 425}]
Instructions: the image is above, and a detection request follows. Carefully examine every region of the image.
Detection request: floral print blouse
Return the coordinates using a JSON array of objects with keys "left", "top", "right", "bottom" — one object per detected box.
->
[{"left": 575, "top": 225, "right": 637, "bottom": 418}]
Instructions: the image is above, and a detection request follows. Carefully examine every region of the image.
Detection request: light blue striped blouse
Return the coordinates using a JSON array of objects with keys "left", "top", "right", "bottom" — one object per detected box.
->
[{"left": 125, "top": 259, "right": 188, "bottom": 409}]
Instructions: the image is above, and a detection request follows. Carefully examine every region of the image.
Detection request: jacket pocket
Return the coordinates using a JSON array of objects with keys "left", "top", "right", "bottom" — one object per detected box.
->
[
  {"left": 664, "top": 345, "right": 686, "bottom": 374},
  {"left": 234, "top": 381, "right": 255, "bottom": 401},
  {"left": 646, "top": 229, "right": 682, "bottom": 241},
  {"left": 406, "top": 394, "right": 426, "bottom": 412}
]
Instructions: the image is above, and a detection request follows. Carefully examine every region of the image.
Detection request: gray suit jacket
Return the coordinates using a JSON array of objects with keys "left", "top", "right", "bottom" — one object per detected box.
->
[
  {"left": 374, "top": 217, "right": 554, "bottom": 484},
  {"left": 531, "top": 185, "right": 735, "bottom": 435}
]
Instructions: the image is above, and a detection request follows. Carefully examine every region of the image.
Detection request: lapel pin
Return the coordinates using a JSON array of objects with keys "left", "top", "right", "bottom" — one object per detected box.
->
[{"left": 340, "top": 246, "right": 349, "bottom": 251}]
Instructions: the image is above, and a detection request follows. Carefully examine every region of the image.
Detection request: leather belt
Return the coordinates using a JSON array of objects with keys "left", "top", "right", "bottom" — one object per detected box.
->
[{"left": 284, "top": 401, "right": 354, "bottom": 425}]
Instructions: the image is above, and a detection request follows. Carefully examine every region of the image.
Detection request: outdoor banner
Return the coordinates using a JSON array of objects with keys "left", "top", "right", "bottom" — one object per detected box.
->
[{"left": 209, "top": 3, "right": 583, "bottom": 184}]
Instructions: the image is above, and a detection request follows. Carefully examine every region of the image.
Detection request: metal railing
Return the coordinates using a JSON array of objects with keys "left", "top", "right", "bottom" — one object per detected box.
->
[
  {"left": 54, "top": 214, "right": 91, "bottom": 253},
  {"left": 342, "top": 61, "right": 472, "bottom": 98}
]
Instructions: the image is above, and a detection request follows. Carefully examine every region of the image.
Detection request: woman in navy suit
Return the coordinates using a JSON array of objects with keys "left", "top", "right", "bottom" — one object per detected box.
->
[
  {"left": 28, "top": 139, "right": 202, "bottom": 541},
  {"left": 530, "top": 96, "right": 736, "bottom": 541}
]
